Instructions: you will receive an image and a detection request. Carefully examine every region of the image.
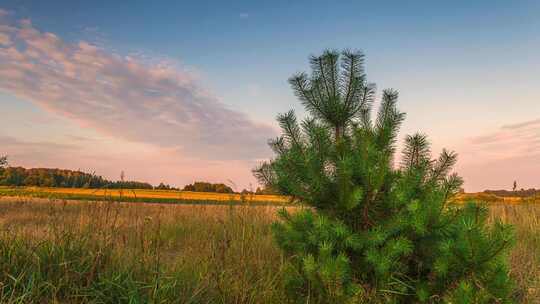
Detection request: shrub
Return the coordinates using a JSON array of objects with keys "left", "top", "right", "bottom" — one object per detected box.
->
[
  {"left": 183, "top": 181, "right": 234, "bottom": 193},
  {"left": 254, "top": 49, "right": 515, "bottom": 303}
]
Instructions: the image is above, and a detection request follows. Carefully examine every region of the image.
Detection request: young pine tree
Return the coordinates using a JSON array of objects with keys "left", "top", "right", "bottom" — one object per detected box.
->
[{"left": 254, "top": 50, "right": 514, "bottom": 303}]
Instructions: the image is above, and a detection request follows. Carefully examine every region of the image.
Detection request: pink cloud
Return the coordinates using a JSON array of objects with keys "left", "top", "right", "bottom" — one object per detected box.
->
[
  {"left": 457, "top": 118, "right": 540, "bottom": 191},
  {"left": 0, "top": 135, "right": 78, "bottom": 166},
  {"left": 0, "top": 15, "right": 276, "bottom": 162},
  {"left": 467, "top": 119, "right": 540, "bottom": 159},
  {"left": 501, "top": 118, "right": 540, "bottom": 130},
  {"left": 0, "top": 32, "right": 10, "bottom": 45}
]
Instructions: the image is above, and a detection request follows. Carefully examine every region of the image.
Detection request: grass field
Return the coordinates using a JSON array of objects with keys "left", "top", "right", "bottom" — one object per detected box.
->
[{"left": 0, "top": 198, "right": 538, "bottom": 303}]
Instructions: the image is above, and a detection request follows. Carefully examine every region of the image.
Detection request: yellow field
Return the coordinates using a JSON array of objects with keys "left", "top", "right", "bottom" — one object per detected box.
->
[
  {"left": 1, "top": 186, "right": 291, "bottom": 203},
  {"left": 1, "top": 186, "right": 537, "bottom": 206},
  {"left": 30, "top": 187, "right": 540, "bottom": 204}
]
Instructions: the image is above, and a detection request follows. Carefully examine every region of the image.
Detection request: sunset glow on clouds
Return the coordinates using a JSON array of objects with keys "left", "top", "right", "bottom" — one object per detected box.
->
[
  {"left": 0, "top": 10, "right": 276, "bottom": 188},
  {"left": 0, "top": 14, "right": 275, "bottom": 160},
  {"left": 468, "top": 119, "right": 540, "bottom": 159},
  {"left": 455, "top": 119, "right": 540, "bottom": 190},
  {"left": 0, "top": 2, "right": 539, "bottom": 191}
]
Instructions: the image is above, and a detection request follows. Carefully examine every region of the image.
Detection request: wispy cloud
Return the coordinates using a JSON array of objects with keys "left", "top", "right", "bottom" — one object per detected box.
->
[
  {"left": 0, "top": 33, "right": 10, "bottom": 45},
  {"left": 501, "top": 118, "right": 540, "bottom": 130},
  {"left": 458, "top": 118, "right": 540, "bottom": 191},
  {"left": 0, "top": 135, "right": 78, "bottom": 166},
  {"left": 239, "top": 13, "right": 249, "bottom": 19},
  {"left": 0, "top": 15, "right": 275, "bottom": 162},
  {"left": 468, "top": 118, "right": 540, "bottom": 158}
]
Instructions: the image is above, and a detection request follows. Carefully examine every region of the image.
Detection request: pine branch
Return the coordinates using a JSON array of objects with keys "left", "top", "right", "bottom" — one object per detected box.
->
[
  {"left": 252, "top": 162, "right": 275, "bottom": 187},
  {"left": 324, "top": 50, "right": 340, "bottom": 98},
  {"left": 310, "top": 53, "right": 332, "bottom": 101},
  {"left": 277, "top": 110, "right": 303, "bottom": 149},
  {"left": 401, "top": 133, "right": 430, "bottom": 170},
  {"left": 375, "top": 89, "right": 405, "bottom": 151},
  {"left": 268, "top": 136, "right": 287, "bottom": 155},
  {"left": 430, "top": 149, "right": 458, "bottom": 182},
  {"left": 289, "top": 73, "right": 324, "bottom": 119}
]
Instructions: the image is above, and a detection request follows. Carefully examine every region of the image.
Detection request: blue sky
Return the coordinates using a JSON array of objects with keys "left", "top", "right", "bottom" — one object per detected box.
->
[{"left": 0, "top": 1, "right": 539, "bottom": 191}]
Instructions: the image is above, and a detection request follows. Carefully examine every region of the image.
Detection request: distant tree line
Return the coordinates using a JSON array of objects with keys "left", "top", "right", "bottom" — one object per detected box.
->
[
  {"left": 0, "top": 166, "right": 153, "bottom": 189},
  {"left": 0, "top": 156, "right": 270, "bottom": 194},
  {"left": 155, "top": 183, "right": 179, "bottom": 190},
  {"left": 182, "top": 181, "right": 234, "bottom": 193}
]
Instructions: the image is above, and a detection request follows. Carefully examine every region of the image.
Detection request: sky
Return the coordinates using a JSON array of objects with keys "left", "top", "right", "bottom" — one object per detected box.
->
[{"left": 0, "top": 0, "right": 539, "bottom": 191}]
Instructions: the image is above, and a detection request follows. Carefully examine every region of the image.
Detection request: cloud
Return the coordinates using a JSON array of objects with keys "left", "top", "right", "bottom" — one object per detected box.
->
[
  {"left": 457, "top": 118, "right": 540, "bottom": 191},
  {"left": 501, "top": 118, "right": 540, "bottom": 130},
  {"left": 239, "top": 13, "right": 249, "bottom": 19},
  {"left": 0, "top": 135, "right": 76, "bottom": 151},
  {"left": 0, "top": 135, "right": 78, "bottom": 165},
  {"left": 468, "top": 118, "right": 540, "bottom": 158},
  {"left": 0, "top": 15, "right": 275, "bottom": 161},
  {"left": 0, "top": 34, "right": 9, "bottom": 45}
]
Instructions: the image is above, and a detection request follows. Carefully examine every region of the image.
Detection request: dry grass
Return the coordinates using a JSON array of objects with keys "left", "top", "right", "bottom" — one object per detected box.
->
[
  {"left": 0, "top": 198, "right": 297, "bottom": 303},
  {"left": 458, "top": 192, "right": 540, "bottom": 204},
  {"left": 488, "top": 204, "right": 540, "bottom": 302},
  {"left": 0, "top": 198, "right": 538, "bottom": 303}
]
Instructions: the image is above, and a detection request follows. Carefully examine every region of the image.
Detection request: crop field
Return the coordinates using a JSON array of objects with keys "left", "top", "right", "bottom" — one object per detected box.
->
[
  {"left": 0, "top": 198, "right": 538, "bottom": 303},
  {"left": 0, "top": 186, "right": 290, "bottom": 205},
  {"left": 2, "top": 186, "right": 540, "bottom": 207}
]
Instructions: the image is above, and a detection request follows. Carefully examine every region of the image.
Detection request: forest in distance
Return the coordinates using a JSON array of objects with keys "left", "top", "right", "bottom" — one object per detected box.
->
[
  {"left": 0, "top": 164, "right": 279, "bottom": 194},
  {"left": 1, "top": 163, "right": 538, "bottom": 197}
]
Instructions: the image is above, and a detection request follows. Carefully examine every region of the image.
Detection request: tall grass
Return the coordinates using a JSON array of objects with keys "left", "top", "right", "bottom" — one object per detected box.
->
[
  {"left": 0, "top": 199, "right": 538, "bottom": 303},
  {"left": 0, "top": 200, "right": 291, "bottom": 303},
  {"left": 489, "top": 204, "right": 540, "bottom": 302}
]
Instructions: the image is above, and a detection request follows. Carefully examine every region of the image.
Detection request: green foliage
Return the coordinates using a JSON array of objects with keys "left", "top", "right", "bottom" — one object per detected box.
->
[
  {"left": 156, "top": 182, "right": 179, "bottom": 190},
  {"left": 183, "top": 181, "right": 234, "bottom": 193},
  {"left": 0, "top": 166, "right": 153, "bottom": 189},
  {"left": 255, "top": 49, "right": 515, "bottom": 303}
]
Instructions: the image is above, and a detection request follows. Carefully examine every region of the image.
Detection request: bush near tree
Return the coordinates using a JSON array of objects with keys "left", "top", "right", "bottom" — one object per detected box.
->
[{"left": 254, "top": 49, "right": 515, "bottom": 303}]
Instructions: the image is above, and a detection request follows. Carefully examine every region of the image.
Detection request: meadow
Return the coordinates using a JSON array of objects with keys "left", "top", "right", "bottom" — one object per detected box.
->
[{"left": 0, "top": 197, "right": 538, "bottom": 303}]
